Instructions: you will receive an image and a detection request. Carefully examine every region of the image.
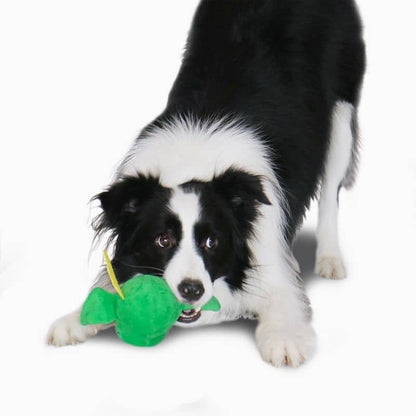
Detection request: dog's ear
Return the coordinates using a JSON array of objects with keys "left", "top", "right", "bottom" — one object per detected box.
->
[
  {"left": 212, "top": 169, "right": 271, "bottom": 211},
  {"left": 94, "top": 175, "right": 162, "bottom": 231}
]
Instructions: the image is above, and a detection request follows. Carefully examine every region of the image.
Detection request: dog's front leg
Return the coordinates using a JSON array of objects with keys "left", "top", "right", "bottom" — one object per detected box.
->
[
  {"left": 47, "top": 270, "right": 114, "bottom": 347},
  {"left": 245, "top": 263, "right": 316, "bottom": 367},
  {"left": 46, "top": 308, "right": 107, "bottom": 346},
  {"left": 242, "top": 194, "right": 316, "bottom": 367},
  {"left": 255, "top": 290, "right": 316, "bottom": 367}
]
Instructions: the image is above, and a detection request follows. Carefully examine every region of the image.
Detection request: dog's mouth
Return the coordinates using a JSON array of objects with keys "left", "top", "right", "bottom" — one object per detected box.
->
[{"left": 177, "top": 308, "right": 201, "bottom": 324}]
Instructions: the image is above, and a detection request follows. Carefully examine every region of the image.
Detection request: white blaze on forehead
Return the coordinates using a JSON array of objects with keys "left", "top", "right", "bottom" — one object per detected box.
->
[
  {"left": 169, "top": 187, "right": 201, "bottom": 241},
  {"left": 164, "top": 187, "right": 212, "bottom": 305}
]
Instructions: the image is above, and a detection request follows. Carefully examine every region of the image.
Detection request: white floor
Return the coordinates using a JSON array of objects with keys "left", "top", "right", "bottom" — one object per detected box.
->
[{"left": 0, "top": 1, "right": 415, "bottom": 415}]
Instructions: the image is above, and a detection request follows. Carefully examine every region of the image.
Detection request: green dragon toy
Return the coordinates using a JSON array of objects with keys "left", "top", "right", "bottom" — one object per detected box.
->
[{"left": 80, "top": 252, "right": 220, "bottom": 347}]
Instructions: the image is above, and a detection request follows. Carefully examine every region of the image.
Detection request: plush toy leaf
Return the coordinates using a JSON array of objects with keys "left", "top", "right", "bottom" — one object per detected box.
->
[{"left": 80, "top": 288, "right": 116, "bottom": 325}]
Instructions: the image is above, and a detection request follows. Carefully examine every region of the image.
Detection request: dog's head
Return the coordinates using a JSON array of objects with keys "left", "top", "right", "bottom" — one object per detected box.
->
[{"left": 94, "top": 168, "right": 270, "bottom": 323}]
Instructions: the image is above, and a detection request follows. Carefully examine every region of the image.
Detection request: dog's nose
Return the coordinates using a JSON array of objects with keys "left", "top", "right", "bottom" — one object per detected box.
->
[{"left": 178, "top": 279, "right": 205, "bottom": 302}]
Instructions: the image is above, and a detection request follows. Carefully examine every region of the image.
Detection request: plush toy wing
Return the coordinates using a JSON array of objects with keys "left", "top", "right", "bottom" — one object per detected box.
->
[
  {"left": 80, "top": 288, "right": 117, "bottom": 325},
  {"left": 182, "top": 296, "right": 221, "bottom": 312},
  {"left": 201, "top": 296, "right": 221, "bottom": 311}
]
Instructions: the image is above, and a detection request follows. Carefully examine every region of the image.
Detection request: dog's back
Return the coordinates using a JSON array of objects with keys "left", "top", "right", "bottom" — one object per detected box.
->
[{"left": 153, "top": 0, "right": 365, "bottom": 240}]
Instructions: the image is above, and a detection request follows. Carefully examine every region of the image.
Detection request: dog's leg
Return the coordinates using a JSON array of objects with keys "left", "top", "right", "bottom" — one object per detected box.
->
[
  {"left": 46, "top": 308, "right": 103, "bottom": 346},
  {"left": 315, "top": 101, "right": 355, "bottom": 279},
  {"left": 252, "top": 260, "right": 316, "bottom": 368},
  {"left": 244, "top": 198, "right": 316, "bottom": 367},
  {"left": 47, "top": 271, "right": 114, "bottom": 346}
]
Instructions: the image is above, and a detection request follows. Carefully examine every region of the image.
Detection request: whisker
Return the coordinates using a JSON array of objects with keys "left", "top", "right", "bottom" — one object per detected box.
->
[{"left": 116, "top": 260, "right": 166, "bottom": 274}]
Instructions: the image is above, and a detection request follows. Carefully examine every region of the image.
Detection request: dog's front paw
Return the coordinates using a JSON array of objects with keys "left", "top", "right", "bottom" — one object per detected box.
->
[
  {"left": 255, "top": 322, "right": 316, "bottom": 367},
  {"left": 315, "top": 255, "right": 346, "bottom": 279},
  {"left": 47, "top": 311, "right": 98, "bottom": 347}
]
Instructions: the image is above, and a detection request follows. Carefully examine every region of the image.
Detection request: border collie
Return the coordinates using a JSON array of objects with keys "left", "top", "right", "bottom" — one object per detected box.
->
[{"left": 47, "top": 0, "right": 365, "bottom": 367}]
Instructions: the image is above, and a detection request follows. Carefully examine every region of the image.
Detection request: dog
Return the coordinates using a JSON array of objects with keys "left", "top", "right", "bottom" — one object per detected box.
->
[{"left": 47, "top": 0, "right": 365, "bottom": 367}]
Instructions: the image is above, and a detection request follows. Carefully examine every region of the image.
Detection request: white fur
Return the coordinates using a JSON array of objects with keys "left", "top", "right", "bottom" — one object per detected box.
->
[
  {"left": 164, "top": 187, "right": 212, "bottom": 306},
  {"left": 315, "top": 101, "right": 354, "bottom": 279}
]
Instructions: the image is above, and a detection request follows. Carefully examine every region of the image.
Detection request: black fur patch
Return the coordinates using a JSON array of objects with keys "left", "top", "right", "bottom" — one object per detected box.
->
[{"left": 93, "top": 176, "right": 181, "bottom": 283}]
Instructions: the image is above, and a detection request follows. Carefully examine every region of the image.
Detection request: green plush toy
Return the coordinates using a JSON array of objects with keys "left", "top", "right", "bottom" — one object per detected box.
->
[{"left": 80, "top": 252, "right": 220, "bottom": 347}]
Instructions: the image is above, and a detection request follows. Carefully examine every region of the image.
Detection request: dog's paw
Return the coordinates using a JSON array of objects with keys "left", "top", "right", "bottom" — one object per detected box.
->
[
  {"left": 255, "top": 322, "right": 316, "bottom": 368},
  {"left": 47, "top": 311, "right": 98, "bottom": 347},
  {"left": 315, "top": 255, "right": 346, "bottom": 279}
]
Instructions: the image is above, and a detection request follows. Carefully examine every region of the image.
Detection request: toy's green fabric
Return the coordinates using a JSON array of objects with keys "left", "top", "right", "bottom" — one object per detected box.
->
[{"left": 80, "top": 275, "right": 221, "bottom": 346}]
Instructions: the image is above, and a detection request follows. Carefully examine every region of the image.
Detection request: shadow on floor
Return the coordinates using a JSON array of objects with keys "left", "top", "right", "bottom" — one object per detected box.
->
[
  {"left": 292, "top": 229, "right": 318, "bottom": 284},
  {"left": 168, "top": 318, "right": 257, "bottom": 342},
  {"left": 90, "top": 314, "right": 257, "bottom": 346}
]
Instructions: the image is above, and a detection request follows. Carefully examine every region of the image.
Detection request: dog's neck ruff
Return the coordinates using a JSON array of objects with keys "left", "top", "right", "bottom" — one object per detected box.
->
[{"left": 117, "top": 117, "right": 277, "bottom": 189}]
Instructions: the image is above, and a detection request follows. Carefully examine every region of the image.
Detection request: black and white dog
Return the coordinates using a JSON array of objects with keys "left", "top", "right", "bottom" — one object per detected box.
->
[{"left": 48, "top": 0, "right": 365, "bottom": 367}]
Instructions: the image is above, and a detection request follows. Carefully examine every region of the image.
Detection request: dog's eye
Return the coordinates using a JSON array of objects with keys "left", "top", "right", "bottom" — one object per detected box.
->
[
  {"left": 204, "top": 236, "right": 218, "bottom": 250},
  {"left": 155, "top": 234, "right": 175, "bottom": 249}
]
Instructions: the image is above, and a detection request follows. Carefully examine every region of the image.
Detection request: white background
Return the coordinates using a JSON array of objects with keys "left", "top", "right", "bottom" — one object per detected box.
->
[{"left": 0, "top": 1, "right": 415, "bottom": 415}]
